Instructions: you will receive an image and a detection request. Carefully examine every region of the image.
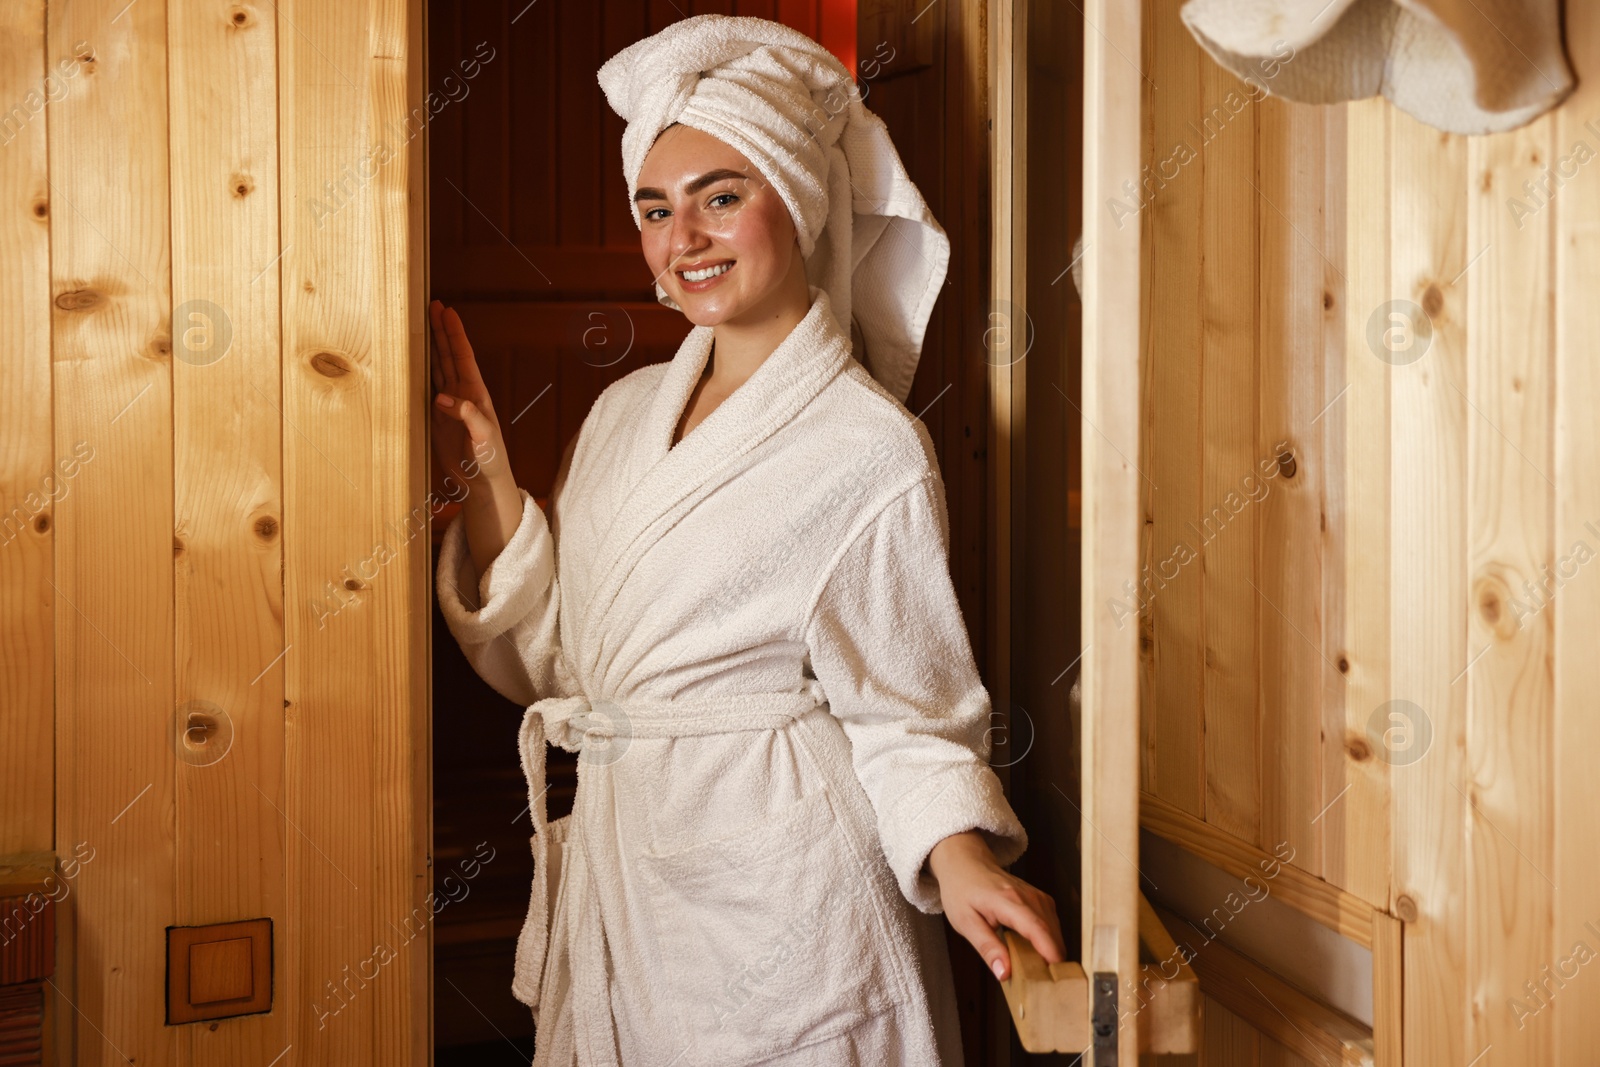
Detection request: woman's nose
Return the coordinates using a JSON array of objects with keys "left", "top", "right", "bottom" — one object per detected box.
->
[{"left": 668, "top": 208, "right": 709, "bottom": 262}]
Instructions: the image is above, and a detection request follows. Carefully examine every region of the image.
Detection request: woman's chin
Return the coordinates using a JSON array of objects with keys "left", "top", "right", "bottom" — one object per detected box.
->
[{"left": 673, "top": 293, "right": 746, "bottom": 328}]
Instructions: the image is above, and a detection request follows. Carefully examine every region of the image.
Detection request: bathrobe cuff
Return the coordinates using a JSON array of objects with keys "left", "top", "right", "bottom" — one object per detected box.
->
[
  {"left": 804, "top": 472, "right": 1029, "bottom": 915},
  {"left": 436, "top": 486, "right": 566, "bottom": 707}
]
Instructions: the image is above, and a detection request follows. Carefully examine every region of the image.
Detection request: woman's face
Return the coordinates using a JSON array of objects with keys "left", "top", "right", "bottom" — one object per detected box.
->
[{"left": 635, "top": 125, "right": 801, "bottom": 328}]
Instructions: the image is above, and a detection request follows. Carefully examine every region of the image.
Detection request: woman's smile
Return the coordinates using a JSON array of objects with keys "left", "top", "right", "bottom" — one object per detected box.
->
[{"left": 677, "top": 259, "right": 735, "bottom": 289}]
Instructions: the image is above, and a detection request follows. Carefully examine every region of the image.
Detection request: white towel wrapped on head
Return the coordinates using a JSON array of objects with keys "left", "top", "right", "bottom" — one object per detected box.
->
[{"left": 597, "top": 14, "right": 949, "bottom": 404}]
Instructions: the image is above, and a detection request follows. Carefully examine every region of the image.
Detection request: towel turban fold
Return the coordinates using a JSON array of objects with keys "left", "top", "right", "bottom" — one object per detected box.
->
[{"left": 597, "top": 14, "right": 950, "bottom": 404}]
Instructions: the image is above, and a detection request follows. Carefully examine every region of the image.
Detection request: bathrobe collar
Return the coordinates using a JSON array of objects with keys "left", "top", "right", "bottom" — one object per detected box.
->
[{"left": 578, "top": 287, "right": 853, "bottom": 675}]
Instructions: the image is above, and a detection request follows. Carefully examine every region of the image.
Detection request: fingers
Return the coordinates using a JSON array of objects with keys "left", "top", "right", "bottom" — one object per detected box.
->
[
  {"left": 440, "top": 305, "right": 488, "bottom": 397},
  {"left": 429, "top": 299, "right": 454, "bottom": 395},
  {"left": 984, "top": 891, "right": 1067, "bottom": 966},
  {"left": 949, "top": 909, "right": 1013, "bottom": 982}
]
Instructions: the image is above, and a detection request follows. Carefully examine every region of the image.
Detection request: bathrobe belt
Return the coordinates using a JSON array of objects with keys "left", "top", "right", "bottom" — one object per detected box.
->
[{"left": 513, "top": 681, "right": 830, "bottom": 1061}]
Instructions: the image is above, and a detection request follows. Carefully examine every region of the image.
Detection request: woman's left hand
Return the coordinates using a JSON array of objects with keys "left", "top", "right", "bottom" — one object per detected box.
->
[{"left": 927, "top": 830, "right": 1066, "bottom": 981}]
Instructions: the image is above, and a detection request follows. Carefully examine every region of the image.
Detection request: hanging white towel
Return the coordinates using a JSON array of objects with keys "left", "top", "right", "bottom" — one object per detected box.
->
[{"left": 1181, "top": 0, "right": 1574, "bottom": 134}]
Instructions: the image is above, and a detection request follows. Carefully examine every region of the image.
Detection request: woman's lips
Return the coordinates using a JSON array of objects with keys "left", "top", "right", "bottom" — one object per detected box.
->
[{"left": 676, "top": 260, "right": 735, "bottom": 293}]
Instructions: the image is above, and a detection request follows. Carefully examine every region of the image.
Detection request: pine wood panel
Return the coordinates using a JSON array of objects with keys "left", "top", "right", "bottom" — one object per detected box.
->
[
  {"left": 1385, "top": 106, "right": 1471, "bottom": 1063},
  {"left": 1136, "top": 0, "right": 1392, "bottom": 909},
  {"left": 1141, "top": 0, "right": 1205, "bottom": 816},
  {"left": 1255, "top": 96, "right": 1332, "bottom": 879},
  {"left": 1327, "top": 97, "right": 1390, "bottom": 914},
  {"left": 278, "top": 0, "right": 430, "bottom": 1059},
  {"left": 1198, "top": 56, "right": 1263, "bottom": 847},
  {"left": 1552, "top": 5, "right": 1600, "bottom": 1059},
  {"left": 1082, "top": 0, "right": 1144, "bottom": 1060},
  {"left": 168, "top": 0, "right": 289, "bottom": 1060},
  {"left": 0, "top": 0, "right": 54, "bottom": 859},
  {"left": 46, "top": 1, "right": 177, "bottom": 1063},
  {"left": 1464, "top": 108, "right": 1557, "bottom": 1065},
  {"left": 1202, "top": 997, "right": 1260, "bottom": 1066}
]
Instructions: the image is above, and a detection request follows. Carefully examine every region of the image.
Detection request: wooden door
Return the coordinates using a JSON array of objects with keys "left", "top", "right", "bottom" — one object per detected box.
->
[{"left": 993, "top": 0, "right": 1197, "bottom": 1062}]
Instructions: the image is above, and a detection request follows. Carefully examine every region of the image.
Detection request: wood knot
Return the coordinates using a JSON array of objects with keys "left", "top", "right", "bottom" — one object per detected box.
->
[
  {"left": 30, "top": 198, "right": 47, "bottom": 219},
  {"left": 1276, "top": 448, "right": 1297, "bottom": 480},
  {"left": 230, "top": 172, "right": 255, "bottom": 198},
  {"left": 1337, "top": 656, "right": 1350, "bottom": 674},
  {"left": 1421, "top": 283, "right": 1444, "bottom": 318},
  {"left": 54, "top": 288, "right": 103, "bottom": 311},
  {"left": 34, "top": 513, "right": 49, "bottom": 534},
  {"left": 1479, "top": 170, "right": 1492, "bottom": 193},
  {"left": 1395, "top": 895, "right": 1419, "bottom": 923},
  {"left": 254, "top": 515, "right": 278, "bottom": 540},
  {"left": 1322, "top": 290, "right": 1334, "bottom": 311},
  {"left": 1511, "top": 376, "right": 1522, "bottom": 393},
  {"left": 150, "top": 335, "right": 172, "bottom": 359},
  {"left": 173, "top": 535, "right": 185, "bottom": 556},
  {"left": 228, "top": 6, "right": 253, "bottom": 27},
  {"left": 1344, "top": 731, "right": 1373, "bottom": 762},
  {"left": 303, "top": 280, "right": 315, "bottom": 293},
  {"left": 1471, "top": 572, "right": 1519, "bottom": 639},
  {"left": 344, "top": 577, "right": 364, "bottom": 591},
  {"left": 309, "top": 350, "right": 353, "bottom": 378}
]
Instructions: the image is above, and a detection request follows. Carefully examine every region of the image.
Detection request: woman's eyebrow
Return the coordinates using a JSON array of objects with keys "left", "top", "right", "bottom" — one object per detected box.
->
[{"left": 633, "top": 168, "right": 749, "bottom": 203}]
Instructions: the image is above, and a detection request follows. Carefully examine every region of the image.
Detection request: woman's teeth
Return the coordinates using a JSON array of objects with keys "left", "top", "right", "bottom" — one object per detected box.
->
[{"left": 681, "top": 262, "right": 732, "bottom": 282}]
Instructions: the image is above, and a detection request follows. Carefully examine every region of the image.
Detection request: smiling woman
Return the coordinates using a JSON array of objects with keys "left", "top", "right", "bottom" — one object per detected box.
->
[
  {"left": 427, "top": 12, "right": 1063, "bottom": 1067},
  {"left": 632, "top": 128, "right": 813, "bottom": 446}
]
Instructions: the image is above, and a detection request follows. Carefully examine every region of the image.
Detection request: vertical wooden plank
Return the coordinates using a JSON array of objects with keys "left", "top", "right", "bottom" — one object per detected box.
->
[
  {"left": 167, "top": 1, "right": 288, "bottom": 1062},
  {"left": 1372, "top": 911, "right": 1403, "bottom": 1066},
  {"left": 1553, "top": 6, "right": 1600, "bottom": 1061},
  {"left": 280, "top": 0, "right": 386, "bottom": 1056},
  {"left": 408, "top": 1, "right": 433, "bottom": 1059},
  {"left": 283, "top": 0, "right": 428, "bottom": 1055},
  {"left": 1387, "top": 105, "right": 1470, "bottom": 1066},
  {"left": 46, "top": 0, "right": 176, "bottom": 1062},
  {"left": 1465, "top": 111, "right": 1556, "bottom": 1065},
  {"left": 1197, "top": 57, "right": 1261, "bottom": 846},
  {"left": 1325, "top": 98, "right": 1391, "bottom": 912},
  {"left": 1082, "top": 0, "right": 1143, "bottom": 1059},
  {"left": 1315, "top": 100, "right": 1378, "bottom": 904},
  {"left": 1141, "top": 0, "right": 1204, "bottom": 817},
  {"left": 990, "top": 1, "right": 1019, "bottom": 1059},
  {"left": 372, "top": 0, "right": 429, "bottom": 1061},
  {"left": 1202, "top": 997, "right": 1259, "bottom": 1067},
  {"left": 1254, "top": 96, "right": 1327, "bottom": 877},
  {"left": 0, "top": 0, "right": 54, "bottom": 857}
]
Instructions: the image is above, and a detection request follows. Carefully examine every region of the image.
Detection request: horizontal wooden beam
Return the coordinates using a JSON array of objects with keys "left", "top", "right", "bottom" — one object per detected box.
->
[
  {"left": 1156, "top": 904, "right": 1375, "bottom": 1066},
  {"left": 1141, "top": 792, "right": 1377, "bottom": 948}
]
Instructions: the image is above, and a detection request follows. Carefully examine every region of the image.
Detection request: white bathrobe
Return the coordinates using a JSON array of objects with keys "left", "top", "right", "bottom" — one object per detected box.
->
[{"left": 436, "top": 288, "right": 1028, "bottom": 1066}]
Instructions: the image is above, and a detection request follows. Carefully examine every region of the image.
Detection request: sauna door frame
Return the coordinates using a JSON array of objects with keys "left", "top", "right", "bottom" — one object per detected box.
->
[{"left": 991, "top": 0, "right": 1143, "bottom": 1061}]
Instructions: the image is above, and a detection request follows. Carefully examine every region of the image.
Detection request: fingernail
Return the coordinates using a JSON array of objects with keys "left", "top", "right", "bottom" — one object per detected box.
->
[
  {"left": 991, "top": 959, "right": 1005, "bottom": 980},
  {"left": 437, "top": 394, "right": 454, "bottom": 407}
]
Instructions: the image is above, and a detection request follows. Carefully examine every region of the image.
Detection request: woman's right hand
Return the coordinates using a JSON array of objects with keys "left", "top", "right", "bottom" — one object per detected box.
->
[{"left": 430, "top": 299, "right": 513, "bottom": 491}]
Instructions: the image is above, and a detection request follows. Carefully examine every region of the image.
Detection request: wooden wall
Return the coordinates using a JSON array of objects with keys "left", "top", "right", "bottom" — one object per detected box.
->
[
  {"left": 0, "top": 0, "right": 430, "bottom": 1063},
  {"left": 1140, "top": 0, "right": 1600, "bottom": 1061}
]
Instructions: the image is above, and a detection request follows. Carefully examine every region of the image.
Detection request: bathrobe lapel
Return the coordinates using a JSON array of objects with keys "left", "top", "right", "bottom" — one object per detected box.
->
[{"left": 577, "top": 290, "right": 852, "bottom": 671}]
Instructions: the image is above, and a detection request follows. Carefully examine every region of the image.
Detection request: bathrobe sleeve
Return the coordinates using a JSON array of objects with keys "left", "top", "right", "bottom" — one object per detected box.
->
[
  {"left": 435, "top": 436, "right": 580, "bottom": 709},
  {"left": 804, "top": 471, "right": 1029, "bottom": 914}
]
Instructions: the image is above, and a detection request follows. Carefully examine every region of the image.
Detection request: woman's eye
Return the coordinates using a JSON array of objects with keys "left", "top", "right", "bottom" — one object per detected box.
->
[
  {"left": 643, "top": 207, "right": 669, "bottom": 221},
  {"left": 709, "top": 192, "right": 739, "bottom": 209}
]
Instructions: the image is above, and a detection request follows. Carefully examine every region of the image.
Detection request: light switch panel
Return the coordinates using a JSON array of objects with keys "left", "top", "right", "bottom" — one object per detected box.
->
[{"left": 166, "top": 918, "right": 272, "bottom": 1024}]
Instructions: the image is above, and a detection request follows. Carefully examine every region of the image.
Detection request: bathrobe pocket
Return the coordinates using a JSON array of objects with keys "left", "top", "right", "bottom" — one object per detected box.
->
[{"left": 637, "top": 786, "right": 906, "bottom": 1063}]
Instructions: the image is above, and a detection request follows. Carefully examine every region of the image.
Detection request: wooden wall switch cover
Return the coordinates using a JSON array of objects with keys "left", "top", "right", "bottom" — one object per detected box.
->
[{"left": 166, "top": 918, "right": 272, "bottom": 1024}]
